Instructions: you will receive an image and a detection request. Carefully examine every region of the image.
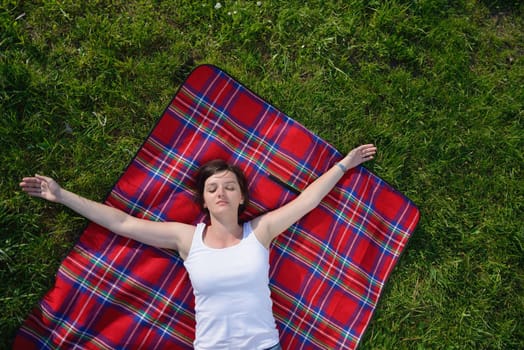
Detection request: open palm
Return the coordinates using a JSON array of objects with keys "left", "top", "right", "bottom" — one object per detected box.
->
[
  {"left": 344, "top": 144, "right": 377, "bottom": 169},
  {"left": 19, "top": 175, "right": 62, "bottom": 202}
]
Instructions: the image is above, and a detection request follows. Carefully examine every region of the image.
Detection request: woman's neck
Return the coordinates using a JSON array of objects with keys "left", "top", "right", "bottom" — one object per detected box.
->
[
  {"left": 208, "top": 215, "right": 241, "bottom": 236},
  {"left": 205, "top": 216, "right": 243, "bottom": 248}
]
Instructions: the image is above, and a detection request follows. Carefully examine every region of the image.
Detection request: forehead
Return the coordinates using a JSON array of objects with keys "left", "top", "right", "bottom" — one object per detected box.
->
[{"left": 204, "top": 170, "right": 239, "bottom": 185}]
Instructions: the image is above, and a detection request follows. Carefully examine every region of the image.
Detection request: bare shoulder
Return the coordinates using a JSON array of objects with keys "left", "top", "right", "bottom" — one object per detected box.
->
[{"left": 249, "top": 215, "right": 272, "bottom": 249}]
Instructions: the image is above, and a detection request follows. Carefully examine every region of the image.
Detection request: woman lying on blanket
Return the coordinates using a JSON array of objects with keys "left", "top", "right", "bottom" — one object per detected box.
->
[{"left": 20, "top": 144, "right": 376, "bottom": 350}]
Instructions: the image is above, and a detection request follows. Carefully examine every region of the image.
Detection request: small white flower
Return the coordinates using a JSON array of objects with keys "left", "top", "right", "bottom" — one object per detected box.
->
[
  {"left": 64, "top": 122, "right": 73, "bottom": 134},
  {"left": 228, "top": 11, "right": 232, "bottom": 15},
  {"left": 257, "top": 1, "right": 262, "bottom": 6},
  {"left": 214, "top": 2, "right": 222, "bottom": 9},
  {"left": 233, "top": 10, "right": 237, "bottom": 14}
]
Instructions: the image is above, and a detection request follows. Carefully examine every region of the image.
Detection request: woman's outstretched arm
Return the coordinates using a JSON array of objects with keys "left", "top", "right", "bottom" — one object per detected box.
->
[
  {"left": 252, "top": 144, "right": 377, "bottom": 247},
  {"left": 19, "top": 175, "right": 194, "bottom": 257}
]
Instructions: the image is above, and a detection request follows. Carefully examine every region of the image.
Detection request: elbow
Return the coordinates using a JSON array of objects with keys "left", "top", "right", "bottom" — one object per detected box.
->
[{"left": 112, "top": 213, "right": 135, "bottom": 237}]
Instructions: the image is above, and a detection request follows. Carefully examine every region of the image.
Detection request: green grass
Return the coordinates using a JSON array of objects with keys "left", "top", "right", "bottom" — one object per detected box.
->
[{"left": 1, "top": 0, "right": 522, "bottom": 348}]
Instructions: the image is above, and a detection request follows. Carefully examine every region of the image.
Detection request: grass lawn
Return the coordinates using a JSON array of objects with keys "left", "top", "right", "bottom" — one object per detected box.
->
[{"left": 1, "top": 0, "right": 522, "bottom": 349}]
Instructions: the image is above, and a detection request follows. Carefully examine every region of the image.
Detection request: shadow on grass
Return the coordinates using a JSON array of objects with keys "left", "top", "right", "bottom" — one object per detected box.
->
[{"left": 479, "top": 0, "right": 523, "bottom": 13}]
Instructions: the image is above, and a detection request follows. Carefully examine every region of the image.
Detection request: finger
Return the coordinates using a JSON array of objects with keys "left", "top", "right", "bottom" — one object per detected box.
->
[
  {"left": 362, "top": 152, "right": 376, "bottom": 160},
  {"left": 358, "top": 144, "right": 375, "bottom": 151},
  {"left": 21, "top": 187, "right": 44, "bottom": 197},
  {"left": 20, "top": 178, "right": 42, "bottom": 188},
  {"left": 362, "top": 146, "right": 377, "bottom": 154},
  {"left": 25, "top": 190, "right": 43, "bottom": 196},
  {"left": 362, "top": 145, "right": 376, "bottom": 152},
  {"left": 21, "top": 177, "right": 39, "bottom": 184},
  {"left": 359, "top": 146, "right": 374, "bottom": 155},
  {"left": 35, "top": 174, "right": 53, "bottom": 182}
]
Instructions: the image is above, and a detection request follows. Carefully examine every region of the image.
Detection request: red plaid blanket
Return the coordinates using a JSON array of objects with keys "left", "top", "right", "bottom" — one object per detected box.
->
[{"left": 14, "top": 64, "right": 419, "bottom": 349}]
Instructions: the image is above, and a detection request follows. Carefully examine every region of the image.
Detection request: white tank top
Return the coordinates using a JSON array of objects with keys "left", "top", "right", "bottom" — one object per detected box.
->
[{"left": 184, "top": 221, "right": 280, "bottom": 350}]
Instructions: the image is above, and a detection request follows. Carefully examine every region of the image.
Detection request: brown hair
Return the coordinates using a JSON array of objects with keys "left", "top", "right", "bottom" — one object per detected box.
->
[{"left": 195, "top": 159, "right": 249, "bottom": 215}]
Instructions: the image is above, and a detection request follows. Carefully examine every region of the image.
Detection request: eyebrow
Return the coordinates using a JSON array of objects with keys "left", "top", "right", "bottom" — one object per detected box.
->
[{"left": 205, "top": 180, "right": 238, "bottom": 188}]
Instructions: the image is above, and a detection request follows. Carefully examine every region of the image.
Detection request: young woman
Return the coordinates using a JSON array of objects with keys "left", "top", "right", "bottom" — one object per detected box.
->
[{"left": 19, "top": 144, "right": 377, "bottom": 350}]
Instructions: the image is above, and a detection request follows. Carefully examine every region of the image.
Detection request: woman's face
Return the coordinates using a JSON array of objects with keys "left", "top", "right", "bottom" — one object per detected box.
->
[{"left": 202, "top": 170, "right": 244, "bottom": 215}]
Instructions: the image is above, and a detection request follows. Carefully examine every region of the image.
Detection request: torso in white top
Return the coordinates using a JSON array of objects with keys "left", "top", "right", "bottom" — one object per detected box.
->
[{"left": 183, "top": 221, "right": 280, "bottom": 350}]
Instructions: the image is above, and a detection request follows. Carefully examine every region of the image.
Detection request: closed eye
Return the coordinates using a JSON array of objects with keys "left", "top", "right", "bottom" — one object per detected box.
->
[{"left": 206, "top": 184, "right": 218, "bottom": 193}]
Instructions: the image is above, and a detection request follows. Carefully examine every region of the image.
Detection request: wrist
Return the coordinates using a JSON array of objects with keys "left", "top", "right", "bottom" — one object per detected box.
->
[
  {"left": 336, "top": 162, "right": 348, "bottom": 173},
  {"left": 54, "top": 187, "right": 67, "bottom": 204},
  {"left": 339, "top": 155, "right": 353, "bottom": 170}
]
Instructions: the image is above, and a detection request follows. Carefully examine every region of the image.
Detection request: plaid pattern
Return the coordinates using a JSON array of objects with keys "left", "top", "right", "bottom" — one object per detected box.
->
[{"left": 14, "top": 64, "right": 419, "bottom": 349}]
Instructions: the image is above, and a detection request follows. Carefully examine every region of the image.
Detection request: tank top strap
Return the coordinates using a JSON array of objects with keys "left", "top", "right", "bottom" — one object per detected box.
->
[
  {"left": 191, "top": 223, "right": 206, "bottom": 248},
  {"left": 242, "top": 221, "right": 254, "bottom": 239}
]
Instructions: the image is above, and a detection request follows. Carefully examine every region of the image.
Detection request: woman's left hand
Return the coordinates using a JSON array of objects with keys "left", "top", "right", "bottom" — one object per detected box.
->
[{"left": 341, "top": 144, "right": 377, "bottom": 170}]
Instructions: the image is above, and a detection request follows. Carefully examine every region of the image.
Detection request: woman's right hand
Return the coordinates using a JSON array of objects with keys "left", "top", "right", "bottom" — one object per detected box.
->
[
  {"left": 19, "top": 175, "right": 62, "bottom": 203},
  {"left": 19, "top": 174, "right": 195, "bottom": 254}
]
